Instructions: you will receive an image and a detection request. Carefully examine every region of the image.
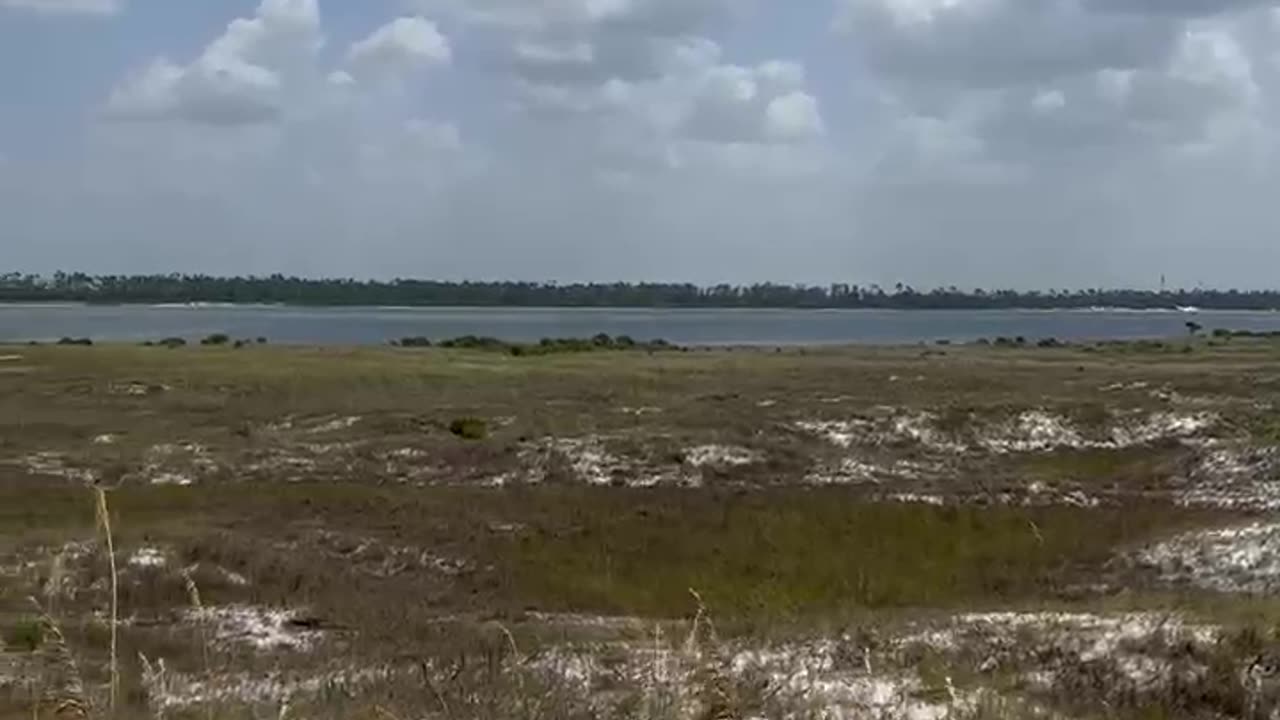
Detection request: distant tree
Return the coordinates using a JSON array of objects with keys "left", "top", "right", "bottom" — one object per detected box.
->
[
  {"left": 1186, "top": 321, "right": 1203, "bottom": 336},
  {"left": 4, "top": 272, "right": 1280, "bottom": 311}
]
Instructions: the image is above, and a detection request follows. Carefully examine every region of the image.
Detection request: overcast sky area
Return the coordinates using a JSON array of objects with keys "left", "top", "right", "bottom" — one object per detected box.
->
[{"left": 2, "top": 0, "right": 1280, "bottom": 288}]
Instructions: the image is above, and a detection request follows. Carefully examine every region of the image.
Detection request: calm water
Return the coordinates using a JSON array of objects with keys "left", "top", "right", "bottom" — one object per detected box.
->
[{"left": 3, "top": 304, "right": 1280, "bottom": 346}]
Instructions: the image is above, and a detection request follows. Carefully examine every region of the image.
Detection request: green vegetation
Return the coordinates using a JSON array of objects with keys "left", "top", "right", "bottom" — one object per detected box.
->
[
  {"left": 1213, "top": 328, "right": 1280, "bottom": 339},
  {"left": 55, "top": 337, "right": 93, "bottom": 346},
  {"left": 6, "top": 271, "right": 1280, "bottom": 309},
  {"left": 200, "top": 333, "right": 230, "bottom": 346},
  {"left": 505, "top": 494, "right": 1204, "bottom": 618},
  {"left": 395, "top": 333, "right": 677, "bottom": 356},
  {"left": 2, "top": 619, "right": 42, "bottom": 652},
  {"left": 449, "top": 416, "right": 488, "bottom": 440}
]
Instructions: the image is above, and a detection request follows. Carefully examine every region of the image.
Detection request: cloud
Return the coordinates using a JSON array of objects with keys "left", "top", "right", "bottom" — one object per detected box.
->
[
  {"left": 347, "top": 17, "right": 451, "bottom": 76},
  {"left": 839, "top": 0, "right": 1271, "bottom": 183},
  {"left": 426, "top": 0, "right": 823, "bottom": 175},
  {"left": 14, "top": 0, "right": 1280, "bottom": 287},
  {"left": 837, "top": 0, "right": 1178, "bottom": 91},
  {"left": 1081, "top": 0, "right": 1277, "bottom": 18},
  {"left": 104, "top": 0, "right": 322, "bottom": 125},
  {"left": 765, "top": 92, "right": 825, "bottom": 142},
  {"left": 410, "top": 0, "right": 738, "bottom": 33},
  {"left": 0, "top": 0, "right": 120, "bottom": 15}
]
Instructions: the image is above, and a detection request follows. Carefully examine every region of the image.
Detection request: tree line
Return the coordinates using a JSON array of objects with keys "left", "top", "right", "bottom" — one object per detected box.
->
[{"left": 3, "top": 272, "right": 1278, "bottom": 310}]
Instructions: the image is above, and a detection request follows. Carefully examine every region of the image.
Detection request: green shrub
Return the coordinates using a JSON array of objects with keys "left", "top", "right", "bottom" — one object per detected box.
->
[
  {"left": 429, "top": 334, "right": 680, "bottom": 356},
  {"left": 449, "top": 417, "right": 488, "bottom": 440},
  {"left": 397, "top": 336, "right": 433, "bottom": 348},
  {"left": 200, "top": 333, "right": 230, "bottom": 346},
  {"left": 440, "top": 335, "right": 507, "bottom": 351},
  {"left": 4, "top": 619, "right": 42, "bottom": 652},
  {"left": 158, "top": 336, "right": 187, "bottom": 349},
  {"left": 56, "top": 337, "right": 92, "bottom": 346}
]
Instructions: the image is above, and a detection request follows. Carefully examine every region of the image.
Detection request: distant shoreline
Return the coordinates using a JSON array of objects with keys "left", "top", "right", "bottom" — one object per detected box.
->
[
  {"left": 2, "top": 301, "right": 1279, "bottom": 313},
  {"left": 4, "top": 274, "right": 1280, "bottom": 311}
]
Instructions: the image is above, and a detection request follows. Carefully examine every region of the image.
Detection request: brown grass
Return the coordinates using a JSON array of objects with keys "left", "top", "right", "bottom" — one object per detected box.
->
[{"left": 3, "top": 342, "right": 1280, "bottom": 718}]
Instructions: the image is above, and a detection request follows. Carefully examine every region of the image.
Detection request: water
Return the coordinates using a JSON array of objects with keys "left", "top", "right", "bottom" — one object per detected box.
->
[{"left": 2, "top": 304, "right": 1279, "bottom": 346}]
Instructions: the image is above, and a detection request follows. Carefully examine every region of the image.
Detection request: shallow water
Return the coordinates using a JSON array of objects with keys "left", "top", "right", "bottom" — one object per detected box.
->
[{"left": 3, "top": 304, "right": 1280, "bottom": 346}]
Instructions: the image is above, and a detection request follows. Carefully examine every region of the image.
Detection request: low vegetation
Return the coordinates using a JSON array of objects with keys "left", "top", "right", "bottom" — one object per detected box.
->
[
  {"left": 4, "top": 341, "right": 1280, "bottom": 718},
  {"left": 393, "top": 333, "right": 678, "bottom": 356},
  {"left": 449, "top": 417, "right": 488, "bottom": 440}
]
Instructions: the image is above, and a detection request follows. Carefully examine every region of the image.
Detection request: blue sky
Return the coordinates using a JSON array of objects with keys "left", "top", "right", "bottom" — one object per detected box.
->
[{"left": 3, "top": 0, "right": 1280, "bottom": 287}]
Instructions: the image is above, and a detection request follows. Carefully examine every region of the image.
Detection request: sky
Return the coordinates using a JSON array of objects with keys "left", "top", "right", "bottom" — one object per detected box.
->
[{"left": 2, "top": 0, "right": 1280, "bottom": 288}]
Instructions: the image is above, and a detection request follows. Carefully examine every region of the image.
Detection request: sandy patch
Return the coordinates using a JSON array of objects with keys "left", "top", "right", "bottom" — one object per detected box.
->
[
  {"left": 129, "top": 547, "right": 168, "bottom": 569},
  {"left": 619, "top": 406, "right": 663, "bottom": 416},
  {"left": 897, "top": 611, "right": 1219, "bottom": 693},
  {"left": 799, "top": 409, "right": 1218, "bottom": 455},
  {"left": 804, "top": 457, "right": 944, "bottom": 487},
  {"left": 15, "top": 452, "right": 98, "bottom": 483},
  {"left": 187, "top": 606, "right": 322, "bottom": 652},
  {"left": 140, "top": 660, "right": 388, "bottom": 712},
  {"left": 306, "top": 415, "right": 362, "bottom": 434},
  {"left": 685, "top": 444, "right": 762, "bottom": 468},
  {"left": 108, "top": 381, "right": 169, "bottom": 396},
  {"left": 129, "top": 442, "right": 219, "bottom": 485},
  {"left": 519, "top": 436, "right": 694, "bottom": 488},
  {"left": 1137, "top": 522, "right": 1280, "bottom": 594}
]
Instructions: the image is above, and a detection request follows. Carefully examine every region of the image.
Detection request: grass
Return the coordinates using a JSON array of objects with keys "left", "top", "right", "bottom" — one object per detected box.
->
[
  {"left": 502, "top": 491, "right": 1215, "bottom": 619},
  {"left": 3, "top": 341, "right": 1280, "bottom": 718},
  {"left": 0, "top": 483, "right": 1220, "bottom": 626}
]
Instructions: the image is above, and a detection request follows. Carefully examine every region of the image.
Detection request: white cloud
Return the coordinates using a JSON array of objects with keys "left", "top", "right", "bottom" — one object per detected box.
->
[
  {"left": 1, "top": 0, "right": 120, "bottom": 15},
  {"left": 765, "top": 92, "right": 825, "bottom": 141},
  {"left": 327, "top": 70, "right": 355, "bottom": 87},
  {"left": 347, "top": 17, "right": 451, "bottom": 76},
  {"left": 104, "top": 0, "right": 322, "bottom": 125},
  {"left": 838, "top": 0, "right": 1178, "bottom": 90},
  {"left": 434, "top": 0, "right": 823, "bottom": 176},
  {"left": 410, "top": 0, "right": 737, "bottom": 33},
  {"left": 841, "top": 0, "right": 1271, "bottom": 179}
]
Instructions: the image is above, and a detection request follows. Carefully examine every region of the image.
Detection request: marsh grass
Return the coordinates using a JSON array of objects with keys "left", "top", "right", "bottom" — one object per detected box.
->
[
  {"left": 500, "top": 492, "right": 1217, "bottom": 619},
  {"left": 4, "top": 343, "right": 1280, "bottom": 718}
]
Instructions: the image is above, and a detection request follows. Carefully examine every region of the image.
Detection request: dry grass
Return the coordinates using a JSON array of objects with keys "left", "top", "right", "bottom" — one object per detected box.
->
[
  {"left": 92, "top": 487, "right": 118, "bottom": 714},
  {"left": 4, "top": 342, "right": 1280, "bottom": 718}
]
